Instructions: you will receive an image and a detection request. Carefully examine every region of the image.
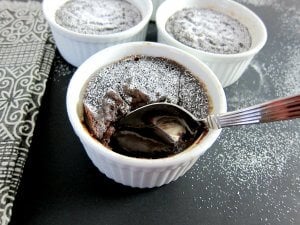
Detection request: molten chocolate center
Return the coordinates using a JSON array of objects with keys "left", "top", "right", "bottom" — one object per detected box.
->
[{"left": 110, "top": 109, "right": 207, "bottom": 159}]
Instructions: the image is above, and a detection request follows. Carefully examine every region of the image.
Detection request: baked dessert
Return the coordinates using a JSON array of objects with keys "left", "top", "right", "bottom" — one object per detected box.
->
[
  {"left": 55, "top": 0, "right": 142, "bottom": 35},
  {"left": 165, "top": 8, "right": 252, "bottom": 54},
  {"left": 83, "top": 55, "right": 211, "bottom": 158}
]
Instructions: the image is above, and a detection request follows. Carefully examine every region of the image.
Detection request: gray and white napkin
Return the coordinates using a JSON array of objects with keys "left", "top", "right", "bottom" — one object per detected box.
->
[{"left": 0, "top": 1, "right": 55, "bottom": 224}]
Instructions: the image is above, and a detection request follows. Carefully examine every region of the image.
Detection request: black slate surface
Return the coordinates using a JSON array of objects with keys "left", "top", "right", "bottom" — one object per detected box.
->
[{"left": 10, "top": 1, "right": 300, "bottom": 225}]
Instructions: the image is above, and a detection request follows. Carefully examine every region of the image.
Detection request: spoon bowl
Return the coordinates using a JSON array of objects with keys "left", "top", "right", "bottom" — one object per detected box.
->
[{"left": 111, "top": 102, "right": 208, "bottom": 158}]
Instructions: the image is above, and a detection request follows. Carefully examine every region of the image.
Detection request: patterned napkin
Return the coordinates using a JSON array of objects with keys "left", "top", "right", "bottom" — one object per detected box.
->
[{"left": 0, "top": 1, "right": 55, "bottom": 224}]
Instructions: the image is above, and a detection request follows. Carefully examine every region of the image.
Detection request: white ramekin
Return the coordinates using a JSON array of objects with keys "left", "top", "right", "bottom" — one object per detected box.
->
[
  {"left": 66, "top": 42, "right": 227, "bottom": 188},
  {"left": 156, "top": 0, "right": 267, "bottom": 87},
  {"left": 42, "top": 0, "right": 153, "bottom": 67},
  {"left": 150, "top": 0, "right": 165, "bottom": 21}
]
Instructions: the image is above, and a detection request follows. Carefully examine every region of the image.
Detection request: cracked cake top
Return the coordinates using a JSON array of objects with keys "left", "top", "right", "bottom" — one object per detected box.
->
[{"left": 83, "top": 55, "right": 211, "bottom": 148}]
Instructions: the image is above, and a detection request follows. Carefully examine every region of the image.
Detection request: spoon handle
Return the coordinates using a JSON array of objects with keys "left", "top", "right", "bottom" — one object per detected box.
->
[{"left": 207, "top": 94, "right": 300, "bottom": 129}]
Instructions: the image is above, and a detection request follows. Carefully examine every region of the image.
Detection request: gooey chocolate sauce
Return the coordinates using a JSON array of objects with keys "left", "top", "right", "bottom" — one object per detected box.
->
[{"left": 110, "top": 107, "right": 208, "bottom": 159}]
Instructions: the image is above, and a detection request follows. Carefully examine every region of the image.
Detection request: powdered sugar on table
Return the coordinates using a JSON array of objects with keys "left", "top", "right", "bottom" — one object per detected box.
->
[{"left": 186, "top": 1, "right": 300, "bottom": 224}]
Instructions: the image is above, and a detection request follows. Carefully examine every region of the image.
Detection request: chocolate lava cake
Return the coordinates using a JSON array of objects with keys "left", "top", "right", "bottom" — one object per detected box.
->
[
  {"left": 83, "top": 55, "right": 211, "bottom": 158},
  {"left": 55, "top": 0, "right": 142, "bottom": 35},
  {"left": 165, "top": 8, "right": 252, "bottom": 54}
]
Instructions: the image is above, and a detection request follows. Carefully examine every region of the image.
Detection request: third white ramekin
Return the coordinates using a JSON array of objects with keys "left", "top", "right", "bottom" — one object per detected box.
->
[
  {"left": 150, "top": 0, "right": 165, "bottom": 21},
  {"left": 156, "top": 0, "right": 267, "bottom": 87}
]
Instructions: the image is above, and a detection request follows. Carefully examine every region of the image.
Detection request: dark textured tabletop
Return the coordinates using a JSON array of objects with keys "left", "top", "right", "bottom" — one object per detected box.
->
[{"left": 10, "top": 0, "right": 300, "bottom": 224}]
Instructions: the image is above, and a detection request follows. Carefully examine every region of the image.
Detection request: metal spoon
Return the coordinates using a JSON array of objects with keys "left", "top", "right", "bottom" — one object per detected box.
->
[
  {"left": 120, "top": 94, "right": 300, "bottom": 129},
  {"left": 111, "top": 94, "right": 300, "bottom": 158}
]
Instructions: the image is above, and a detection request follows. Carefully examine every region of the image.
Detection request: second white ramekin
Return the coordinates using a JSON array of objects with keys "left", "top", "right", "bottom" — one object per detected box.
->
[{"left": 43, "top": 0, "right": 153, "bottom": 67}]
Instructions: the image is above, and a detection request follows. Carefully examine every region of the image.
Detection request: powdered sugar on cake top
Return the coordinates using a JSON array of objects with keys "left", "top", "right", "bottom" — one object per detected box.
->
[
  {"left": 83, "top": 55, "right": 210, "bottom": 143},
  {"left": 55, "top": 0, "right": 142, "bottom": 35},
  {"left": 166, "top": 8, "right": 252, "bottom": 54}
]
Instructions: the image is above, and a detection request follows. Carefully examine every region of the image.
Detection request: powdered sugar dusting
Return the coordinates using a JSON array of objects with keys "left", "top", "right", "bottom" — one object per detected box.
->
[
  {"left": 238, "top": 0, "right": 277, "bottom": 6},
  {"left": 84, "top": 56, "right": 209, "bottom": 117},
  {"left": 55, "top": 0, "right": 142, "bottom": 35},
  {"left": 49, "top": 53, "right": 76, "bottom": 82},
  {"left": 165, "top": 8, "right": 252, "bottom": 54},
  {"left": 187, "top": 0, "right": 300, "bottom": 224},
  {"left": 83, "top": 55, "right": 210, "bottom": 144}
]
